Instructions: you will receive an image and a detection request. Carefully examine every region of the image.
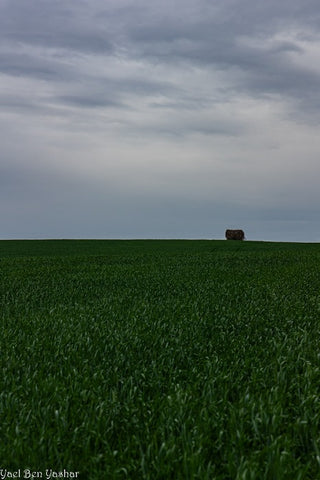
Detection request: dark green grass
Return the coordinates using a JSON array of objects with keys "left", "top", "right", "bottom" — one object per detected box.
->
[{"left": 1, "top": 240, "right": 320, "bottom": 479}]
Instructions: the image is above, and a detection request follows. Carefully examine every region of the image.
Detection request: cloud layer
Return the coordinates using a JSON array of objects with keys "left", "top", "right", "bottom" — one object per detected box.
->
[{"left": 1, "top": 0, "right": 320, "bottom": 240}]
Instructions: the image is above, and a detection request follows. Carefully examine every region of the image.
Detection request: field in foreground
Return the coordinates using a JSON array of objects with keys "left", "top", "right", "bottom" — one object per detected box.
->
[{"left": 1, "top": 239, "right": 320, "bottom": 479}]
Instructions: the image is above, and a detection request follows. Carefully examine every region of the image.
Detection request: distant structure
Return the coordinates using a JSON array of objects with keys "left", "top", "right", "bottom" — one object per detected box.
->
[{"left": 225, "top": 229, "right": 245, "bottom": 240}]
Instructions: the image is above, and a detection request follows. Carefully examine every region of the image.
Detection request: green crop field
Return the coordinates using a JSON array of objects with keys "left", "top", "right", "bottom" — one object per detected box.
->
[{"left": 1, "top": 240, "right": 320, "bottom": 479}]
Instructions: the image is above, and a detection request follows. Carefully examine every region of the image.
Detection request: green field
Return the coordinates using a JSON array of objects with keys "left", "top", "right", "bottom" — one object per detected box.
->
[{"left": 1, "top": 240, "right": 320, "bottom": 479}]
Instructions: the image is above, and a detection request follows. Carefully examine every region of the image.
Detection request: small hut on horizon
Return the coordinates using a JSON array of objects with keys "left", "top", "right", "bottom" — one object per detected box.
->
[{"left": 225, "top": 229, "right": 245, "bottom": 240}]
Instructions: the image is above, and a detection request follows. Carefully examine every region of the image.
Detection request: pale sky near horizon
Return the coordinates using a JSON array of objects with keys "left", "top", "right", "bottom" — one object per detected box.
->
[{"left": 1, "top": 0, "right": 320, "bottom": 241}]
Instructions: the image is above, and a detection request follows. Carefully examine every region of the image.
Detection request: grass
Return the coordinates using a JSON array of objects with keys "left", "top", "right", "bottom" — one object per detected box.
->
[{"left": 1, "top": 239, "right": 320, "bottom": 479}]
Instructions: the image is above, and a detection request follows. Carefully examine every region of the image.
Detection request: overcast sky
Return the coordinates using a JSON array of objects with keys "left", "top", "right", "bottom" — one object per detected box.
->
[{"left": 1, "top": 0, "right": 320, "bottom": 241}]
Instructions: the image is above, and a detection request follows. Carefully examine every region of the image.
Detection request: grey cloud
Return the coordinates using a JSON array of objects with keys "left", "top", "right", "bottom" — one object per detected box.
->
[
  {"left": 2, "top": 0, "right": 320, "bottom": 241},
  {"left": 54, "top": 75, "right": 178, "bottom": 111},
  {"left": 268, "top": 42, "right": 304, "bottom": 55},
  {"left": 57, "top": 94, "right": 122, "bottom": 109},
  {"left": 0, "top": 0, "right": 113, "bottom": 54},
  {"left": 2, "top": 0, "right": 320, "bottom": 119},
  {"left": 0, "top": 52, "right": 58, "bottom": 79},
  {"left": 120, "top": 1, "right": 320, "bottom": 114},
  {"left": 131, "top": 116, "right": 242, "bottom": 139}
]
